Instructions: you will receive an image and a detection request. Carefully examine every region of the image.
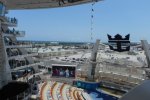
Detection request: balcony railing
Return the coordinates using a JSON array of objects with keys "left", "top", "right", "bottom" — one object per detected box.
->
[
  {"left": 0, "top": 16, "right": 18, "bottom": 26},
  {"left": 2, "top": 29, "right": 25, "bottom": 37},
  {"left": 8, "top": 53, "right": 38, "bottom": 60},
  {"left": 15, "top": 31, "right": 25, "bottom": 37},
  {"left": 11, "top": 62, "right": 43, "bottom": 71},
  {"left": 5, "top": 44, "right": 32, "bottom": 49},
  {"left": 4, "top": 17, "right": 18, "bottom": 26}
]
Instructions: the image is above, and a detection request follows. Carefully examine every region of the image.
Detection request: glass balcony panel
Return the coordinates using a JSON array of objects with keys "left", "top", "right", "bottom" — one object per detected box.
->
[
  {"left": 3, "top": 29, "right": 25, "bottom": 37},
  {"left": 6, "top": 17, "right": 18, "bottom": 25}
]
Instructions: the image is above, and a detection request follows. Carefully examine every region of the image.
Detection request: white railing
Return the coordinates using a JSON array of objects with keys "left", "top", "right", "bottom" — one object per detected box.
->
[
  {"left": 0, "top": 17, "right": 18, "bottom": 26},
  {"left": 12, "top": 62, "right": 43, "bottom": 71},
  {"left": 5, "top": 44, "right": 32, "bottom": 48},
  {"left": 8, "top": 53, "right": 38, "bottom": 60},
  {"left": 2, "top": 30, "right": 25, "bottom": 37},
  {"left": 6, "top": 17, "right": 18, "bottom": 25},
  {"left": 15, "top": 31, "right": 25, "bottom": 37}
]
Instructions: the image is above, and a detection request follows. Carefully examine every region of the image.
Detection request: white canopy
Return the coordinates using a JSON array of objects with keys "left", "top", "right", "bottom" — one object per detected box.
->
[{"left": 5, "top": 0, "right": 101, "bottom": 10}]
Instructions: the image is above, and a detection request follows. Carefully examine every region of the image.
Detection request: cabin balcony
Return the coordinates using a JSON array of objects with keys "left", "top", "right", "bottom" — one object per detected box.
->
[
  {"left": 8, "top": 53, "right": 38, "bottom": 60},
  {"left": 0, "top": 16, "right": 18, "bottom": 27},
  {"left": 2, "top": 29, "right": 25, "bottom": 37},
  {"left": 5, "top": 44, "right": 32, "bottom": 49},
  {"left": 11, "top": 62, "right": 43, "bottom": 71}
]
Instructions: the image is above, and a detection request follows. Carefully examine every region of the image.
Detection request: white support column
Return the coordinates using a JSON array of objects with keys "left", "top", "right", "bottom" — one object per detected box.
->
[
  {"left": 87, "top": 39, "right": 100, "bottom": 81},
  {"left": 141, "top": 40, "right": 150, "bottom": 67}
]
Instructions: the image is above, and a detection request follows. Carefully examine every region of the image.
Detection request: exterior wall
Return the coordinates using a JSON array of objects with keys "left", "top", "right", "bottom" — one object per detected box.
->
[{"left": 0, "top": 28, "right": 12, "bottom": 89}]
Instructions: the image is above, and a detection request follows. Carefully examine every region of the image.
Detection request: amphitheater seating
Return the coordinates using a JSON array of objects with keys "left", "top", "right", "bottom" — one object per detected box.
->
[{"left": 39, "top": 81, "right": 96, "bottom": 100}]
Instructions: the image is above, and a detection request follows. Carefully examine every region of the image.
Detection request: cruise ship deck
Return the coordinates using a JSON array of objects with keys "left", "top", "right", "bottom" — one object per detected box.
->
[{"left": 0, "top": 0, "right": 150, "bottom": 100}]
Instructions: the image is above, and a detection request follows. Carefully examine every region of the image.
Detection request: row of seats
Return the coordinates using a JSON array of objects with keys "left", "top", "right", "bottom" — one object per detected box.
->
[
  {"left": 71, "top": 87, "right": 87, "bottom": 100},
  {"left": 39, "top": 82, "right": 47, "bottom": 100},
  {"left": 50, "top": 81, "right": 57, "bottom": 100}
]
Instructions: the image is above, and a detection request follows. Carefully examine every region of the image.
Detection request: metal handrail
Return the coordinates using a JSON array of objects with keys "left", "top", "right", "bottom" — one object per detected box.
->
[
  {"left": 8, "top": 53, "right": 38, "bottom": 60},
  {"left": 3, "top": 29, "right": 25, "bottom": 36}
]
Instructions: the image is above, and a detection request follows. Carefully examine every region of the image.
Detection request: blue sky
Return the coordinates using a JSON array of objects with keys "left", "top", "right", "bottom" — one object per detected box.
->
[{"left": 8, "top": 0, "right": 150, "bottom": 42}]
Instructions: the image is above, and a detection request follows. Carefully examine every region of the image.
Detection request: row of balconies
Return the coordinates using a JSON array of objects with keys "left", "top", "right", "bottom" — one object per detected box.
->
[
  {"left": 0, "top": 10, "right": 41, "bottom": 73},
  {"left": 7, "top": 48, "right": 41, "bottom": 71},
  {"left": 4, "top": 40, "right": 40, "bottom": 72}
]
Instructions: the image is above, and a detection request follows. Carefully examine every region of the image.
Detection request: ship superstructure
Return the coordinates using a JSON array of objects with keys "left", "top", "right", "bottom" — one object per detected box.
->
[{"left": 0, "top": 1, "right": 42, "bottom": 89}]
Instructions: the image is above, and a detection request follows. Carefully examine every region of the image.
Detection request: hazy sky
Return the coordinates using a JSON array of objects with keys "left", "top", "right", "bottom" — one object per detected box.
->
[{"left": 8, "top": 0, "right": 150, "bottom": 42}]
